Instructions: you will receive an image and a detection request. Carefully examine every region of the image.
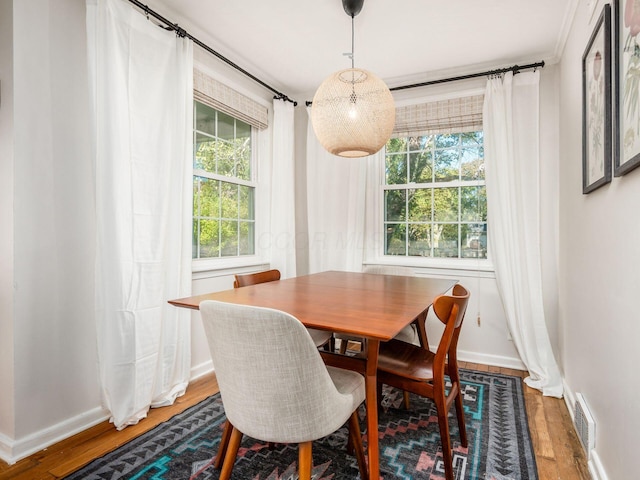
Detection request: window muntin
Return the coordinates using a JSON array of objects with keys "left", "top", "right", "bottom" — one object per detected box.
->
[
  {"left": 383, "top": 132, "right": 487, "bottom": 259},
  {"left": 193, "top": 101, "right": 255, "bottom": 259}
]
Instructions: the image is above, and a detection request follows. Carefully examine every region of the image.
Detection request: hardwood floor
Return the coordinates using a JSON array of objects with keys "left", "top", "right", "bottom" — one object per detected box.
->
[{"left": 0, "top": 364, "right": 589, "bottom": 480}]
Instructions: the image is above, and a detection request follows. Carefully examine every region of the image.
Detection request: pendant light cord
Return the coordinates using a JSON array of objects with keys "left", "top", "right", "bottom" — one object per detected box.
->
[
  {"left": 349, "top": 14, "right": 356, "bottom": 99},
  {"left": 351, "top": 14, "right": 355, "bottom": 69}
]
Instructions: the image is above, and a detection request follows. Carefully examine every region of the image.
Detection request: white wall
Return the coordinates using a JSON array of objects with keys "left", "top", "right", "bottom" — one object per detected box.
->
[
  {"left": 417, "top": 269, "right": 524, "bottom": 369},
  {"left": 4, "top": 0, "right": 104, "bottom": 460},
  {"left": 0, "top": 0, "right": 16, "bottom": 452},
  {"left": 558, "top": 2, "right": 640, "bottom": 479},
  {"left": 540, "top": 65, "right": 562, "bottom": 352}
]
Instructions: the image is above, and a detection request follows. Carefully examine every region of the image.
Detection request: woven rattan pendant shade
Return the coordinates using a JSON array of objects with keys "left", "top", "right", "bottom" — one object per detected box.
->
[
  {"left": 310, "top": 0, "right": 395, "bottom": 158},
  {"left": 311, "top": 68, "right": 395, "bottom": 158}
]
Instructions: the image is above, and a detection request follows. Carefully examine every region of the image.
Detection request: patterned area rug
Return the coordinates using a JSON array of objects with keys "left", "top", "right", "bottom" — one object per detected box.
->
[{"left": 64, "top": 370, "right": 537, "bottom": 479}]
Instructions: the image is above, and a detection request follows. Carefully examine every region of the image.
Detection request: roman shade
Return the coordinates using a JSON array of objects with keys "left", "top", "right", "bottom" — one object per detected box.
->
[
  {"left": 393, "top": 94, "right": 484, "bottom": 138},
  {"left": 194, "top": 69, "right": 268, "bottom": 129}
]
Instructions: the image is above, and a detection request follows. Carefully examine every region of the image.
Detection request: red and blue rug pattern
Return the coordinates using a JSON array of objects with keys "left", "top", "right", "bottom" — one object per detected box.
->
[{"left": 64, "top": 369, "right": 537, "bottom": 479}]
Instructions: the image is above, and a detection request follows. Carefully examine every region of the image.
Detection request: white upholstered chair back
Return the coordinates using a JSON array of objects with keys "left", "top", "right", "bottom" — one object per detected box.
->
[{"left": 199, "top": 300, "right": 364, "bottom": 444}]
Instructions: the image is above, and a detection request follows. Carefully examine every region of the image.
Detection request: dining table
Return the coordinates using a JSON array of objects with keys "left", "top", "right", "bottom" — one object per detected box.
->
[{"left": 169, "top": 270, "right": 457, "bottom": 479}]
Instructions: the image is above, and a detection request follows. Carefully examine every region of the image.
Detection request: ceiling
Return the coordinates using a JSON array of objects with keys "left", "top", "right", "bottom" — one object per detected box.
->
[{"left": 151, "top": 0, "right": 578, "bottom": 97}]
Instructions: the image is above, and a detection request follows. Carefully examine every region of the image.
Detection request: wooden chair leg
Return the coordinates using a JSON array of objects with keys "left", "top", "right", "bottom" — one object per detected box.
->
[
  {"left": 402, "top": 390, "right": 411, "bottom": 410},
  {"left": 339, "top": 338, "right": 348, "bottom": 354},
  {"left": 298, "top": 441, "right": 313, "bottom": 480},
  {"left": 348, "top": 410, "right": 369, "bottom": 480},
  {"left": 219, "top": 425, "right": 243, "bottom": 480},
  {"left": 453, "top": 384, "right": 467, "bottom": 447},
  {"left": 435, "top": 395, "right": 454, "bottom": 480},
  {"left": 214, "top": 420, "right": 233, "bottom": 469},
  {"left": 447, "top": 364, "right": 467, "bottom": 447}
]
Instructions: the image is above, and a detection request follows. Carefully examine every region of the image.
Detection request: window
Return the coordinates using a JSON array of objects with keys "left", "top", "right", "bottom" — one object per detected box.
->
[
  {"left": 383, "top": 131, "right": 487, "bottom": 259},
  {"left": 192, "top": 100, "right": 255, "bottom": 259}
]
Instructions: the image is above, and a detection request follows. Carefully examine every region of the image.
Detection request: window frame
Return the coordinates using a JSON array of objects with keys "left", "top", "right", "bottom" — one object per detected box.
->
[
  {"left": 383, "top": 132, "right": 487, "bottom": 260},
  {"left": 365, "top": 92, "right": 494, "bottom": 274},
  {"left": 191, "top": 99, "right": 270, "bottom": 273}
]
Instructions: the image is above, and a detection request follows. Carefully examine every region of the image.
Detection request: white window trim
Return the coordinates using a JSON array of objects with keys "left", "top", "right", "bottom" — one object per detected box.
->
[
  {"left": 365, "top": 129, "right": 494, "bottom": 275},
  {"left": 192, "top": 256, "right": 271, "bottom": 276}
]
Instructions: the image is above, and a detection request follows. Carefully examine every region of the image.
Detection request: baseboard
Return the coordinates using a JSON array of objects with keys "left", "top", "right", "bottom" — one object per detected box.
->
[
  {"left": 562, "top": 379, "right": 576, "bottom": 421},
  {"left": 588, "top": 449, "right": 609, "bottom": 480},
  {"left": 189, "top": 359, "right": 214, "bottom": 381},
  {"left": 0, "top": 406, "right": 109, "bottom": 466},
  {"left": 457, "top": 348, "right": 526, "bottom": 371},
  {"left": 586, "top": 429, "right": 609, "bottom": 480},
  {"left": 0, "top": 432, "right": 13, "bottom": 465}
]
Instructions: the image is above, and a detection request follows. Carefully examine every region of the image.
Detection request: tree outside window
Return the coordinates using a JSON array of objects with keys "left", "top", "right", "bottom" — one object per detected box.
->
[
  {"left": 193, "top": 101, "right": 255, "bottom": 259},
  {"left": 383, "top": 132, "right": 487, "bottom": 259}
]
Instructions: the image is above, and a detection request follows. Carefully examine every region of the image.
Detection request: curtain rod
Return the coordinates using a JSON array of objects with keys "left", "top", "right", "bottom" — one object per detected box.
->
[
  {"left": 127, "top": 0, "right": 297, "bottom": 105},
  {"left": 389, "top": 60, "right": 545, "bottom": 92},
  {"left": 304, "top": 60, "right": 545, "bottom": 106}
]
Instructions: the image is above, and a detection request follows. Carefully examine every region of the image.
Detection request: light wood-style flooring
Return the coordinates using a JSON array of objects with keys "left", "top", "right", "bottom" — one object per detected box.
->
[{"left": 0, "top": 363, "right": 590, "bottom": 480}]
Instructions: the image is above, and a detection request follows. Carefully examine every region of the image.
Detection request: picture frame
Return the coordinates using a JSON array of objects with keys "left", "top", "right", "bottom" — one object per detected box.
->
[
  {"left": 582, "top": 4, "right": 612, "bottom": 194},
  {"left": 613, "top": 0, "right": 640, "bottom": 176}
]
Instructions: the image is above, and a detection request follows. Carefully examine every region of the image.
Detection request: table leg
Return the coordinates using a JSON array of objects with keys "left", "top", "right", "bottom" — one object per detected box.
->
[{"left": 365, "top": 339, "right": 380, "bottom": 480}]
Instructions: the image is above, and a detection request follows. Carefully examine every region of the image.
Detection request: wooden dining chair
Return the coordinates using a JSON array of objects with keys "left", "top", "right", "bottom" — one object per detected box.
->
[
  {"left": 233, "top": 268, "right": 281, "bottom": 288},
  {"left": 233, "top": 269, "right": 333, "bottom": 349},
  {"left": 376, "top": 283, "right": 470, "bottom": 480},
  {"left": 200, "top": 300, "right": 368, "bottom": 480}
]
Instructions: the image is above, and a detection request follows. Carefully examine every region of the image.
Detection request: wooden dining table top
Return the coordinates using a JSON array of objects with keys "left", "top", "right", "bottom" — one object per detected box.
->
[{"left": 169, "top": 270, "right": 458, "bottom": 341}]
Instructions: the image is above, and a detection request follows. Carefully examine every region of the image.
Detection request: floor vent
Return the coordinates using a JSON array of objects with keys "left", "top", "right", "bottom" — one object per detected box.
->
[{"left": 574, "top": 393, "right": 595, "bottom": 457}]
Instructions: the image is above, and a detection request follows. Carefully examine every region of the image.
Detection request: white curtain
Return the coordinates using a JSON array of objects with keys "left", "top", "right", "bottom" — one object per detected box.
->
[
  {"left": 306, "top": 108, "right": 373, "bottom": 273},
  {"left": 270, "top": 99, "right": 297, "bottom": 278},
  {"left": 86, "top": 0, "right": 193, "bottom": 429},
  {"left": 483, "top": 71, "right": 563, "bottom": 397}
]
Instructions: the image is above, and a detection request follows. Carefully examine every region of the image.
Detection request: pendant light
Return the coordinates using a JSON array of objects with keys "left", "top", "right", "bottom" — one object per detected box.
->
[{"left": 311, "top": 0, "right": 395, "bottom": 158}]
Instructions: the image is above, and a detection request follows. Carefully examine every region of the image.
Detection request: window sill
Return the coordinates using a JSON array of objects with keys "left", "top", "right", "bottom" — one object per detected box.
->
[
  {"left": 191, "top": 256, "right": 270, "bottom": 280},
  {"left": 363, "top": 257, "right": 495, "bottom": 279}
]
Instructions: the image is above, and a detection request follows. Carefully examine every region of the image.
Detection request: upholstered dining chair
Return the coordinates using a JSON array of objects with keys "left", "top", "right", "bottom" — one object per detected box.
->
[
  {"left": 336, "top": 265, "right": 419, "bottom": 355},
  {"left": 376, "top": 284, "right": 470, "bottom": 480},
  {"left": 199, "top": 300, "right": 368, "bottom": 480},
  {"left": 233, "top": 269, "right": 333, "bottom": 349}
]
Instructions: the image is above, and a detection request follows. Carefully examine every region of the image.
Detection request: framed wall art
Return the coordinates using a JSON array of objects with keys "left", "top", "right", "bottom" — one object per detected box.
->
[
  {"left": 613, "top": 0, "right": 640, "bottom": 176},
  {"left": 582, "top": 3, "right": 612, "bottom": 194}
]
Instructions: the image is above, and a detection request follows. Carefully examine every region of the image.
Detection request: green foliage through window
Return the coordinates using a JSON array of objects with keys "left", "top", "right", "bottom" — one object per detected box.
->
[
  {"left": 384, "top": 132, "right": 487, "bottom": 259},
  {"left": 193, "top": 101, "right": 255, "bottom": 259}
]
